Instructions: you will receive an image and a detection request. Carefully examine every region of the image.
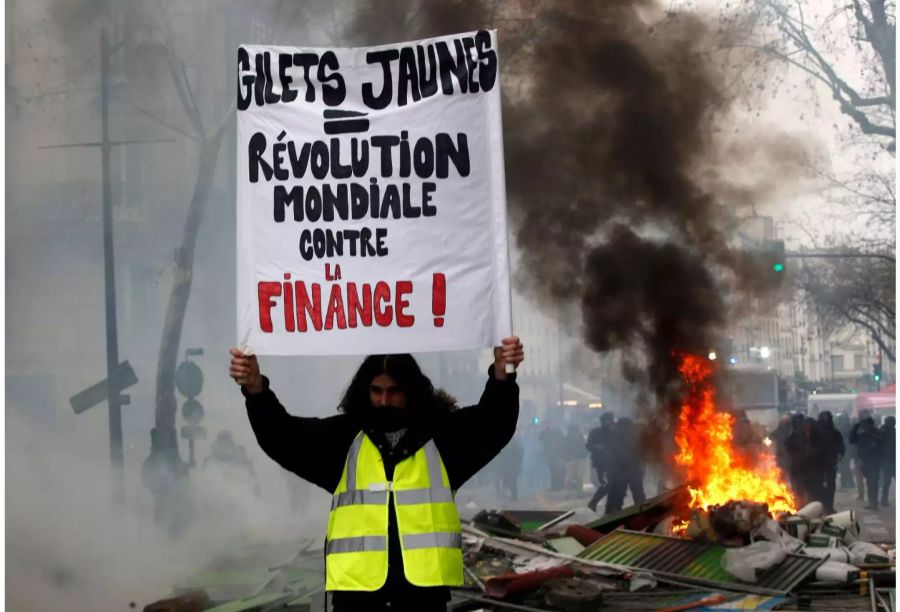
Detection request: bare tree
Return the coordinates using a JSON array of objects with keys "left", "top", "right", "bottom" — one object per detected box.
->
[
  {"left": 145, "top": 1, "right": 339, "bottom": 455},
  {"left": 147, "top": 8, "right": 232, "bottom": 445},
  {"left": 753, "top": 0, "right": 895, "bottom": 148},
  {"left": 798, "top": 251, "right": 895, "bottom": 362},
  {"left": 730, "top": 1, "right": 897, "bottom": 362}
]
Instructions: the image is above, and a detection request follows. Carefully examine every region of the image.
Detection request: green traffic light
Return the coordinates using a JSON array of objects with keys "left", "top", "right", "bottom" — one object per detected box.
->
[
  {"left": 773, "top": 263, "right": 784, "bottom": 272},
  {"left": 875, "top": 375, "right": 881, "bottom": 381}
]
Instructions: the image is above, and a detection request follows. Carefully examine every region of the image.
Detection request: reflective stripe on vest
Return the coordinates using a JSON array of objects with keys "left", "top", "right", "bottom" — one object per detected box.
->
[
  {"left": 330, "top": 439, "right": 454, "bottom": 510},
  {"left": 344, "top": 433, "right": 365, "bottom": 490},
  {"left": 326, "top": 535, "right": 387, "bottom": 554},
  {"left": 331, "top": 485, "right": 453, "bottom": 509},
  {"left": 330, "top": 489, "right": 388, "bottom": 511},
  {"left": 325, "top": 433, "right": 463, "bottom": 591},
  {"left": 402, "top": 532, "right": 462, "bottom": 550}
]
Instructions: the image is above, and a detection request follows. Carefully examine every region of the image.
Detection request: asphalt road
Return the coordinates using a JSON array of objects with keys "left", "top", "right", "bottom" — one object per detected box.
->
[{"left": 834, "top": 484, "right": 896, "bottom": 543}]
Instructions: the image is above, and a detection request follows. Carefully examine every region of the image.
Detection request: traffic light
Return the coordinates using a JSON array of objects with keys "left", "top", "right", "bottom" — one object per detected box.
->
[
  {"left": 873, "top": 362, "right": 882, "bottom": 382},
  {"left": 770, "top": 240, "right": 785, "bottom": 273}
]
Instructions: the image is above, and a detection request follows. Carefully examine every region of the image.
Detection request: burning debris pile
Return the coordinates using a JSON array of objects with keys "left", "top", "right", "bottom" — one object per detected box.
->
[
  {"left": 428, "top": 353, "right": 894, "bottom": 610},
  {"left": 673, "top": 355, "right": 795, "bottom": 518},
  {"left": 665, "top": 353, "right": 797, "bottom": 543}
]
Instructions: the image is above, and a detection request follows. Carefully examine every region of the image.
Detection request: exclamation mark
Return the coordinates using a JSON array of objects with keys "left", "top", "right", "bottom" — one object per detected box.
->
[{"left": 432, "top": 273, "right": 446, "bottom": 327}]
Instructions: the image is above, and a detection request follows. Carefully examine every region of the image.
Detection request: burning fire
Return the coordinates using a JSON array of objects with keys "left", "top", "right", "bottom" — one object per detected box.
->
[{"left": 673, "top": 354, "right": 795, "bottom": 524}]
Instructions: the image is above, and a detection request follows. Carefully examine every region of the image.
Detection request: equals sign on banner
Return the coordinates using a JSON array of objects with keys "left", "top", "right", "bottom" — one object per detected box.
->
[{"left": 323, "top": 110, "right": 370, "bottom": 134}]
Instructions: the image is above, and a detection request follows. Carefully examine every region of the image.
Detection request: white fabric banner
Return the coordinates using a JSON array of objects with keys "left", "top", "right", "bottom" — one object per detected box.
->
[{"left": 236, "top": 31, "right": 511, "bottom": 356}]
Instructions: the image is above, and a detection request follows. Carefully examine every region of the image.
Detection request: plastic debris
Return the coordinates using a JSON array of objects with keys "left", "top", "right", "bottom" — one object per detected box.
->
[
  {"left": 800, "top": 545, "right": 852, "bottom": 563},
  {"left": 814, "top": 560, "right": 861, "bottom": 583},
  {"left": 722, "top": 541, "right": 787, "bottom": 582},
  {"left": 796, "top": 501, "right": 825, "bottom": 520}
]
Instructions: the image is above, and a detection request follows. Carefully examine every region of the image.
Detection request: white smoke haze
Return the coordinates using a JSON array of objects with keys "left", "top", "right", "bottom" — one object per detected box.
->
[
  {"left": 5, "top": 1, "right": 363, "bottom": 608},
  {"left": 6, "top": 372, "right": 337, "bottom": 611},
  {"left": 7, "top": 1, "right": 851, "bottom": 609}
]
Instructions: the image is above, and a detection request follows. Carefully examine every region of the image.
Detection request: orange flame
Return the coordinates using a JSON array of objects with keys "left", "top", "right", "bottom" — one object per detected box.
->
[{"left": 673, "top": 354, "right": 795, "bottom": 519}]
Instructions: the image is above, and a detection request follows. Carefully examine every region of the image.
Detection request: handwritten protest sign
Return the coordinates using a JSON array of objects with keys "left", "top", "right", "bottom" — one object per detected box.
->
[{"left": 236, "top": 31, "right": 512, "bottom": 355}]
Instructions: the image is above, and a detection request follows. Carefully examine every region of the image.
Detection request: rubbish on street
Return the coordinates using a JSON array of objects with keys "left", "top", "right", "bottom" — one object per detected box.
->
[
  {"left": 722, "top": 541, "right": 787, "bottom": 583},
  {"left": 142, "top": 489, "right": 894, "bottom": 611}
]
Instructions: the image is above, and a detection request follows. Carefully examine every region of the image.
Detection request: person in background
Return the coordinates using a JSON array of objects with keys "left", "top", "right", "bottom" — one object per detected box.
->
[
  {"left": 786, "top": 416, "right": 824, "bottom": 506},
  {"left": 539, "top": 422, "right": 566, "bottom": 491},
  {"left": 785, "top": 413, "right": 806, "bottom": 497},
  {"left": 563, "top": 423, "right": 587, "bottom": 495},
  {"left": 494, "top": 436, "right": 524, "bottom": 502},
  {"left": 520, "top": 420, "right": 548, "bottom": 496},
  {"left": 850, "top": 415, "right": 884, "bottom": 511},
  {"left": 586, "top": 412, "right": 616, "bottom": 512},
  {"left": 204, "top": 430, "right": 261, "bottom": 497},
  {"left": 851, "top": 410, "right": 872, "bottom": 501},
  {"left": 604, "top": 417, "right": 645, "bottom": 515},
  {"left": 817, "top": 411, "right": 845, "bottom": 514},
  {"left": 879, "top": 416, "right": 895, "bottom": 507},
  {"left": 732, "top": 410, "right": 763, "bottom": 465},
  {"left": 770, "top": 414, "right": 793, "bottom": 478},
  {"left": 835, "top": 413, "right": 855, "bottom": 490}
]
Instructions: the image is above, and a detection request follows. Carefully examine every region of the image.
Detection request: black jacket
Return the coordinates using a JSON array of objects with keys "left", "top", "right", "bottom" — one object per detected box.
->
[
  {"left": 819, "top": 425, "right": 846, "bottom": 468},
  {"left": 882, "top": 424, "right": 896, "bottom": 469},
  {"left": 850, "top": 425, "right": 884, "bottom": 470},
  {"left": 243, "top": 366, "right": 519, "bottom": 606},
  {"left": 585, "top": 424, "right": 615, "bottom": 468}
]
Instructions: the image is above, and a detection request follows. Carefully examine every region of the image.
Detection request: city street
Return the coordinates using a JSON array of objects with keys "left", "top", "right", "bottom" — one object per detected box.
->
[
  {"left": 6, "top": 1, "right": 895, "bottom": 609},
  {"left": 835, "top": 486, "right": 896, "bottom": 543}
]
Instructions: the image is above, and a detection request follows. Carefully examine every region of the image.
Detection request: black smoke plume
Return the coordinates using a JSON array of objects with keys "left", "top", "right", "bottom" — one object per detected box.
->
[{"left": 350, "top": 0, "right": 785, "bottom": 420}]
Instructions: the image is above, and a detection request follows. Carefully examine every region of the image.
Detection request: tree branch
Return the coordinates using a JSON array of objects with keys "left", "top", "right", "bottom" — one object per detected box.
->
[
  {"left": 761, "top": 0, "right": 896, "bottom": 141},
  {"left": 155, "top": 1, "right": 205, "bottom": 138},
  {"left": 112, "top": 94, "right": 197, "bottom": 141}
]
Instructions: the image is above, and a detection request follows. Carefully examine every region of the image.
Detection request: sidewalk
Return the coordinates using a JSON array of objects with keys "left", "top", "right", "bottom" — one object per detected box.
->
[{"left": 834, "top": 485, "right": 896, "bottom": 543}]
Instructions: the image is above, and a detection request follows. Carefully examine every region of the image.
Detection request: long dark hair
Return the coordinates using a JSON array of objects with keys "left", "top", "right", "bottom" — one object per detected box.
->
[{"left": 338, "top": 354, "right": 437, "bottom": 418}]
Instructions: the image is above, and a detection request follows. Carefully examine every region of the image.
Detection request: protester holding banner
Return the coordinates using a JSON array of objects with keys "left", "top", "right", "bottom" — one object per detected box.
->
[
  {"left": 229, "top": 337, "right": 523, "bottom": 611},
  {"left": 232, "top": 30, "right": 518, "bottom": 610}
]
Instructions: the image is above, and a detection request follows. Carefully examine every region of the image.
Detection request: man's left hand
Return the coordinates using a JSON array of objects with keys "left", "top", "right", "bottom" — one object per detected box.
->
[{"left": 494, "top": 336, "right": 524, "bottom": 380}]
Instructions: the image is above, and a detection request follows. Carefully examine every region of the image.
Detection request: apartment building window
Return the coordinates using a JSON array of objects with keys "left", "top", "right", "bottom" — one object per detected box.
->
[
  {"left": 831, "top": 355, "right": 844, "bottom": 372},
  {"left": 854, "top": 354, "right": 864, "bottom": 371}
]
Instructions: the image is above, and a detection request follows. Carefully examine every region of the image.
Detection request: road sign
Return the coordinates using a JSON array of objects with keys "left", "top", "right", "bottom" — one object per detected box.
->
[
  {"left": 70, "top": 360, "right": 138, "bottom": 414},
  {"left": 175, "top": 360, "right": 203, "bottom": 398}
]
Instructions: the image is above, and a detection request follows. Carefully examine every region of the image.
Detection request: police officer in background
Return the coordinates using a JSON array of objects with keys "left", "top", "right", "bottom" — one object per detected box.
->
[
  {"left": 585, "top": 412, "right": 615, "bottom": 512},
  {"left": 816, "top": 411, "right": 845, "bottom": 514},
  {"left": 850, "top": 415, "right": 884, "bottom": 511},
  {"left": 604, "top": 417, "right": 646, "bottom": 514},
  {"left": 229, "top": 338, "right": 524, "bottom": 612},
  {"left": 880, "top": 416, "right": 895, "bottom": 507}
]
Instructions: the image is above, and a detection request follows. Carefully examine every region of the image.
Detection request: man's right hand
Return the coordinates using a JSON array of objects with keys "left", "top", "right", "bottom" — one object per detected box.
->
[{"left": 229, "top": 348, "right": 264, "bottom": 394}]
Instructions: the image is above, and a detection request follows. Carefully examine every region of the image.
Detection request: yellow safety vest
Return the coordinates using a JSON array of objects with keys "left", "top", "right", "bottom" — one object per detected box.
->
[{"left": 325, "top": 432, "right": 463, "bottom": 591}]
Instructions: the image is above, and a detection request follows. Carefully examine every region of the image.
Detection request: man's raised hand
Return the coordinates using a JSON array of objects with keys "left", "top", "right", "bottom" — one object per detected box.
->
[
  {"left": 229, "top": 347, "right": 264, "bottom": 394},
  {"left": 493, "top": 336, "right": 524, "bottom": 380}
]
